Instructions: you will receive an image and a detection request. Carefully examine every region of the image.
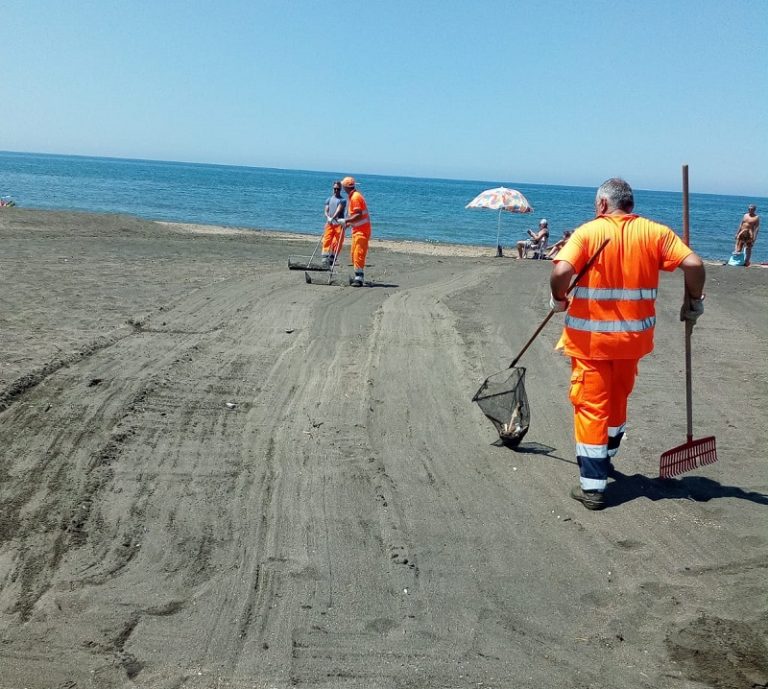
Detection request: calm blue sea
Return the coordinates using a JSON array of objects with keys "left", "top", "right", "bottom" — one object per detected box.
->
[{"left": 1, "top": 151, "right": 765, "bottom": 263}]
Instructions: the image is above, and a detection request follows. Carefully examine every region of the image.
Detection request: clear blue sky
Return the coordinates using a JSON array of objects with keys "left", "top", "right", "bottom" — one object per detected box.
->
[{"left": 1, "top": 0, "right": 766, "bottom": 195}]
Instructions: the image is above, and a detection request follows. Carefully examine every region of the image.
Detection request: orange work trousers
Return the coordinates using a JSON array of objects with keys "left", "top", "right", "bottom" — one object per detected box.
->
[
  {"left": 569, "top": 357, "right": 639, "bottom": 491},
  {"left": 321, "top": 222, "right": 345, "bottom": 257},
  {"left": 351, "top": 229, "right": 370, "bottom": 272}
]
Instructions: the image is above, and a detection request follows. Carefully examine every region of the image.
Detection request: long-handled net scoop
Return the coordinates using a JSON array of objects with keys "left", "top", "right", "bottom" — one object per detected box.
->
[
  {"left": 659, "top": 165, "right": 717, "bottom": 477},
  {"left": 472, "top": 238, "right": 610, "bottom": 446}
]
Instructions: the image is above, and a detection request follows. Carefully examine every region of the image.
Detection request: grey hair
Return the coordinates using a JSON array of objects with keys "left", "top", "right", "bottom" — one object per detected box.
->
[{"left": 596, "top": 178, "right": 634, "bottom": 212}]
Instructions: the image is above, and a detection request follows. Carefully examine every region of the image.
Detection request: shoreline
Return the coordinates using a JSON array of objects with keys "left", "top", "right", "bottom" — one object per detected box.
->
[
  {"left": 158, "top": 218, "right": 752, "bottom": 265},
  {"left": 157, "top": 220, "right": 493, "bottom": 257},
  {"left": 0, "top": 207, "right": 759, "bottom": 264}
]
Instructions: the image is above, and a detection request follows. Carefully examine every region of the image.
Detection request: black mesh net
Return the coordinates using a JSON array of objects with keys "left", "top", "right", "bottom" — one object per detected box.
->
[{"left": 472, "top": 366, "right": 531, "bottom": 447}]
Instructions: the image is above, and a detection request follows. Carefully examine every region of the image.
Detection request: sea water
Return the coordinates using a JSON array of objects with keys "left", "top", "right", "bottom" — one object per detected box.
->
[{"left": 1, "top": 151, "right": 765, "bottom": 263}]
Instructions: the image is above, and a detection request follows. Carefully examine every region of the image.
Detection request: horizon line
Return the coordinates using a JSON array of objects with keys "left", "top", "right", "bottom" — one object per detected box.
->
[{"left": 1, "top": 149, "right": 764, "bottom": 201}]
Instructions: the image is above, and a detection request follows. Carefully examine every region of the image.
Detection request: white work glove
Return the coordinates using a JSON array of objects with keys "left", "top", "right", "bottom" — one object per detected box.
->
[
  {"left": 549, "top": 294, "right": 568, "bottom": 312},
  {"left": 680, "top": 295, "right": 705, "bottom": 323}
]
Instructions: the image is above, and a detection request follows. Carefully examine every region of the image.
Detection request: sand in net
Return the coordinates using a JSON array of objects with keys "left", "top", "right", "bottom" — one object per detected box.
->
[{"left": 472, "top": 366, "right": 531, "bottom": 447}]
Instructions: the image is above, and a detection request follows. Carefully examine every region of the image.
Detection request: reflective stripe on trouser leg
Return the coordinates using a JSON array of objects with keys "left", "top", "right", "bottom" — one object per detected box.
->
[
  {"left": 570, "top": 358, "right": 610, "bottom": 491},
  {"left": 576, "top": 448, "right": 609, "bottom": 491},
  {"left": 607, "top": 425, "right": 625, "bottom": 458},
  {"left": 607, "top": 359, "right": 638, "bottom": 458},
  {"left": 570, "top": 358, "right": 640, "bottom": 488},
  {"left": 351, "top": 230, "right": 370, "bottom": 272}
]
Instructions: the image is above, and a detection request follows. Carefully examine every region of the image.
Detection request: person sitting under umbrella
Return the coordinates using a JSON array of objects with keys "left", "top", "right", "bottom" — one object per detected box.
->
[{"left": 516, "top": 219, "right": 550, "bottom": 259}]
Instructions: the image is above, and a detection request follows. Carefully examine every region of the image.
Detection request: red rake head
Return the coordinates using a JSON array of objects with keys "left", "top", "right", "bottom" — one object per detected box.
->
[{"left": 659, "top": 436, "right": 718, "bottom": 478}]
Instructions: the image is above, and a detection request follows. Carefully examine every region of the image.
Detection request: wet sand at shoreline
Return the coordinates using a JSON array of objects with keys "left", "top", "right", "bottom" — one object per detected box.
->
[{"left": 1, "top": 209, "right": 767, "bottom": 689}]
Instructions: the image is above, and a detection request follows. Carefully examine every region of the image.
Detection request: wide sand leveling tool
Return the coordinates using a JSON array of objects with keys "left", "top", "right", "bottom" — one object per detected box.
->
[
  {"left": 659, "top": 165, "right": 717, "bottom": 477},
  {"left": 289, "top": 222, "right": 346, "bottom": 272},
  {"left": 473, "top": 239, "right": 610, "bottom": 447},
  {"left": 288, "top": 237, "right": 328, "bottom": 271},
  {"left": 304, "top": 226, "right": 347, "bottom": 286}
]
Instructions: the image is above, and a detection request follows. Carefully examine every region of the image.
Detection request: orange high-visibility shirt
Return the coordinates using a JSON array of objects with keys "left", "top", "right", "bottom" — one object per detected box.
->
[
  {"left": 554, "top": 214, "right": 692, "bottom": 360},
  {"left": 347, "top": 190, "right": 371, "bottom": 235}
]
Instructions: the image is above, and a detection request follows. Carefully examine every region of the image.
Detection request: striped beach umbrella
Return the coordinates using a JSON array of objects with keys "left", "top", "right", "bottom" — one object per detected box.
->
[{"left": 466, "top": 187, "right": 534, "bottom": 256}]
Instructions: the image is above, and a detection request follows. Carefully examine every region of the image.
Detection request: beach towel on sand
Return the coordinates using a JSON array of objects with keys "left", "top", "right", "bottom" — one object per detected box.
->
[{"left": 727, "top": 250, "right": 746, "bottom": 267}]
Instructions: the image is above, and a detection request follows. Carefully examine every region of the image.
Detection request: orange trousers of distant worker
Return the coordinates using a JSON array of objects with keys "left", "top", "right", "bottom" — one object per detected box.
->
[
  {"left": 569, "top": 357, "right": 639, "bottom": 491},
  {"left": 321, "top": 222, "right": 345, "bottom": 258},
  {"left": 351, "top": 229, "right": 370, "bottom": 272}
]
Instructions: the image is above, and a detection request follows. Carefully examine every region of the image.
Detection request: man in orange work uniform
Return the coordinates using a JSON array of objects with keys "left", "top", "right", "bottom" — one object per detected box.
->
[
  {"left": 321, "top": 181, "right": 347, "bottom": 269},
  {"left": 549, "top": 178, "right": 706, "bottom": 510},
  {"left": 340, "top": 176, "right": 372, "bottom": 287}
]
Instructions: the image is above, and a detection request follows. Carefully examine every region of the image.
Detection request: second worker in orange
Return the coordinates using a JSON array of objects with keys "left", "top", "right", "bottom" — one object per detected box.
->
[{"left": 340, "top": 176, "right": 372, "bottom": 287}]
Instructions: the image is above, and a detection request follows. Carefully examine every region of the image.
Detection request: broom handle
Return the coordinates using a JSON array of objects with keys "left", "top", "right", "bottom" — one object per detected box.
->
[
  {"left": 682, "top": 165, "right": 694, "bottom": 442},
  {"left": 508, "top": 238, "right": 610, "bottom": 368}
]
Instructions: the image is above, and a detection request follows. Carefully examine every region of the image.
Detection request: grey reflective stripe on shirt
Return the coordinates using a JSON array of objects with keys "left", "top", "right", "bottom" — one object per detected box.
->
[
  {"left": 565, "top": 315, "right": 656, "bottom": 333},
  {"left": 572, "top": 287, "right": 658, "bottom": 301}
]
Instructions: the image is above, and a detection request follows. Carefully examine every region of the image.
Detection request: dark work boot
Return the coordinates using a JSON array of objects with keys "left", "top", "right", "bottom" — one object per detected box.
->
[{"left": 570, "top": 486, "right": 606, "bottom": 511}]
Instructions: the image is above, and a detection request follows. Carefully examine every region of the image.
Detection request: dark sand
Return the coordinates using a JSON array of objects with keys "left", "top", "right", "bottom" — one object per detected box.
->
[{"left": 0, "top": 209, "right": 766, "bottom": 689}]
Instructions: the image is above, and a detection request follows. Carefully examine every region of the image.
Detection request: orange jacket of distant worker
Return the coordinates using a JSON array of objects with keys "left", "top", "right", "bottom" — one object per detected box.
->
[
  {"left": 345, "top": 188, "right": 371, "bottom": 278},
  {"left": 346, "top": 190, "right": 371, "bottom": 236}
]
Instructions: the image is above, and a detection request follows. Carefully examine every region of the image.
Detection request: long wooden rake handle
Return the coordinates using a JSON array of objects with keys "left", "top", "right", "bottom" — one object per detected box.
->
[
  {"left": 508, "top": 238, "right": 610, "bottom": 369},
  {"left": 682, "top": 165, "right": 694, "bottom": 442},
  {"left": 658, "top": 164, "right": 718, "bottom": 478},
  {"left": 685, "top": 318, "right": 694, "bottom": 442}
]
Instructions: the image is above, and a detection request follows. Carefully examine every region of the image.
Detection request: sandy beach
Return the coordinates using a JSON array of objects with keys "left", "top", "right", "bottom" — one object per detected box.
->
[{"left": 1, "top": 208, "right": 767, "bottom": 689}]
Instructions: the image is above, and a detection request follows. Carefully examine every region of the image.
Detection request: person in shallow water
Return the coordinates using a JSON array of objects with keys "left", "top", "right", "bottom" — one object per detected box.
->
[{"left": 732, "top": 204, "right": 760, "bottom": 267}]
